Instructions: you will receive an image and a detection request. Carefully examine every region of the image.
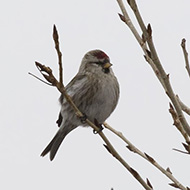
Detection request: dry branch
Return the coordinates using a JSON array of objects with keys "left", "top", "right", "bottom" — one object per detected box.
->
[
  {"left": 117, "top": 0, "right": 190, "bottom": 138},
  {"left": 104, "top": 122, "right": 188, "bottom": 190},
  {"left": 181, "top": 38, "right": 190, "bottom": 77},
  {"left": 169, "top": 103, "right": 190, "bottom": 147},
  {"left": 116, "top": 0, "right": 166, "bottom": 89},
  {"left": 176, "top": 95, "right": 190, "bottom": 116},
  {"left": 116, "top": 0, "right": 190, "bottom": 189},
  {"left": 53, "top": 25, "right": 63, "bottom": 85}
]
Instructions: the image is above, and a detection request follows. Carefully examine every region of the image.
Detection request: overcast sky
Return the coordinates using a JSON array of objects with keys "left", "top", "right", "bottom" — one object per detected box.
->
[{"left": 1, "top": 0, "right": 190, "bottom": 189}]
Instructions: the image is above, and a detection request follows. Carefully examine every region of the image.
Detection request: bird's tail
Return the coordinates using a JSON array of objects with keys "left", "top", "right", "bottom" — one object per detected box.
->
[{"left": 41, "top": 125, "right": 76, "bottom": 161}]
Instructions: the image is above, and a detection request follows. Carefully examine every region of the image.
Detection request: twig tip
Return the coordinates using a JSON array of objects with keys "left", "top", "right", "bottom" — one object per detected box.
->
[
  {"left": 53, "top": 24, "right": 58, "bottom": 41},
  {"left": 181, "top": 38, "right": 186, "bottom": 44},
  {"left": 169, "top": 183, "right": 179, "bottom": 188},
  {"left": 53, "top": 24, "right": 57, "bottom": 31},
  {"left": 147, "top": 24, "right": 152, "bottom": 36},
  {"left": 166, "top": 167, "right": 172, "bottom": 174},
  {"left": 118, "top": 13, "right": 126, "bottom": 22},
  {"left": 146, "top": 178, "right": 153, "bottom": 189}
]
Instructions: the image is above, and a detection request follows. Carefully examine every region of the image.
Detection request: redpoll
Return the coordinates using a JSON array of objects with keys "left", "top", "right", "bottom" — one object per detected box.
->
[{"left": 41, "top": 49, "right": 119, "bottom": 160}]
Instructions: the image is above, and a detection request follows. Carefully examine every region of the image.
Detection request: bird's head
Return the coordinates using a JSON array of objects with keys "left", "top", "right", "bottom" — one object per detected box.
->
[{"left": 79, "top": 50, "right": 112, "bottom": 74}]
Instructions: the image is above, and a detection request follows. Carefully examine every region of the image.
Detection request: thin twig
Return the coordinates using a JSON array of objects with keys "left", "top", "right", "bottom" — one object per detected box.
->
[
  {"left": 129, "top": 0, "right": 190, "bottom": 137},
  {"left": 53, "top": 25, "right": 63, "bottom": 85},
  {"left": 117, "top": 0, "right": 166, "bottom": 91},
  {"left": 181, "top": 38, "right": 190, "bottom": 77},
  {"left": 35, "top": 61, "right": 84, "bottom": 119},
  {"left": 28, "top": 72, "right": 53, "bottom": 86},
  {"left": 173, "top": 148, "right": 190, "bottom": 155},
  {"left": 104, "top": 122, "right": 188, "bottom": 190}
]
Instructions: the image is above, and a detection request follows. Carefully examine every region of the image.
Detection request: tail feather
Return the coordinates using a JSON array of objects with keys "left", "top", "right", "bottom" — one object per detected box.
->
[
  {"left": 40, "top": 133, "right": 60, "bottom": 157},
  {"left": 41, "top": 125, "right": 76, "bottom": 161},
  {"left": 50, "top": 134, "right": 65, "bottom": 161}
]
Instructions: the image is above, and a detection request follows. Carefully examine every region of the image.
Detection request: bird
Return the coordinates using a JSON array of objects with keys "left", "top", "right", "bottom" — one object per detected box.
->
[{"left": 40, "top": 49, "right": 120, "bottom": 161}]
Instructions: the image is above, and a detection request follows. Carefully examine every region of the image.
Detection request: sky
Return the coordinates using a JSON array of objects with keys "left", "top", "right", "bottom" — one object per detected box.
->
[{"left": 1, "top": 0, "right": 190, "bottom": 189}]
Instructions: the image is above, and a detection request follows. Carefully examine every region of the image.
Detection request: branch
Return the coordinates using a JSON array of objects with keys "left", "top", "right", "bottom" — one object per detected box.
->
[
  {"left": 116, "top": 1, "right": 166, "bottom": 90},
  {"left": 117, "top": 0, "right": 190, "bottom": 137},
  {"left": 130, "top": 0, "right": 190, "bottom": 137},
  {"left": 169, "top": 103, "right": 190, "bottom": 154},
  {"left": 104, "top": 122, "right": 188, "bottom": 190},
  {"left": 116, "top": 1, "right": 190, "bottom": 189},
  {"left": 53, "top": 25, "right": 63, "bottom": 85},
  {"left": 35, "top": 25, "right": 152, "bottom": 190},
  {"left": 28, "top": 72, "right": 53, "bottom": 86},
  {"left": 181, "top": 38, "right": 190, "bottom": 77},
  {"left": 176, "top": 95, "right": 190, "bottom": 116}
]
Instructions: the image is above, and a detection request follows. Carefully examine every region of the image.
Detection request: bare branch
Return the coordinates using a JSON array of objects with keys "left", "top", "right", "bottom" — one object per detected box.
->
[
  {"left": 169, "top": 103, "right": 190, "bottom": 145},
  {"left": 181, "top": 38, "right": 190, "bottom": 77},
  {"left": 131, "top": 0, "right": 190, "bottom": 137},
  {"left": 53, "top": 25, "right": 63, "bottom": 85},
  {"left": 35, "top": 61, "right": 85, "bottom": 119},
  {"left": 117, "top": 0, "right": 190, "bottom": 137},
  {"left": 104, "top": 122, "right": 188, "bottom": 190},
  {"left": 176, "top": 95, "right": 190, "bottom": 116},
  {"left": 146, "top": 178, "right": 153, "bottom": 189},
  {"left": 173, "top": 148, "right": 190, "bottom": 155},
  {"left": 117, "top": 0, "right": 167, "bottom": 92},
  {"left": 35, "top": 62, "right": 59, "bottom": 86}
]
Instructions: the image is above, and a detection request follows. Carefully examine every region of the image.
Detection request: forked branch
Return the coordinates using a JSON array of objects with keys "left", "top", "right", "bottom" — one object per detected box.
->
[
  {"left": 169, "top": 103, "right": 190, "bottom": 143},
  {"left": 104, "top": 122, "right": 189, "bottom": 190},
  {"left": 116, "top": 0, "right": 190, "bottom": 189},
  {"left": 176, "top": 95, "right": 190, "bottom": 116},
  {"left": 117, "top": 0, "right": 190, "bottom": 137},
  {"left": 181, "top": 38, "right": 190, "bottom": 77}
]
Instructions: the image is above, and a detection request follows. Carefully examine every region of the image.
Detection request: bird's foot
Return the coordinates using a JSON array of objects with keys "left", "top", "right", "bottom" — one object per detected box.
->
[
  {"left": 80, "top": 113, "right": 87, "bottom": 124},
  {"left": 93, "top": 119, "right": 104, "bottom": 134}
]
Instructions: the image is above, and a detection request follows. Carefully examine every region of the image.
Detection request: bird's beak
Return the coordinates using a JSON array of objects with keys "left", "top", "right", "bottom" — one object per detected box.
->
[{"left": 103, "top": 62, "right": 112, "bottom": 69}]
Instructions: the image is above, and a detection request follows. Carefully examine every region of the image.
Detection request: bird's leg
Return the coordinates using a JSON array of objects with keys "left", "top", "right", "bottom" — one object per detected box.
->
[
  {"left": 79, "top": 113, "right": 87, "bottom": 124},
  {"left": 93, "top": 119, "right": 104, "bottom": 134}
]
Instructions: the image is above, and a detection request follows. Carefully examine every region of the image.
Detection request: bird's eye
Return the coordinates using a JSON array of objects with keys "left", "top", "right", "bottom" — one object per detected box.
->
[
  {"left": 90, "top": 61, "right": 103, "bottom": 66},
  {"left": 96, "top": 61, "right": 103, "bottom": 65},
  {"left": 98, "top": 60, "right": 109, "bottom": 65}
]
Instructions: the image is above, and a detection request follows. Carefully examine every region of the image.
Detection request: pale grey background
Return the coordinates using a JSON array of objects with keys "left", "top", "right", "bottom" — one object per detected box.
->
[{"left": 1, "top": 0, "right": 190, "bottom": 189}]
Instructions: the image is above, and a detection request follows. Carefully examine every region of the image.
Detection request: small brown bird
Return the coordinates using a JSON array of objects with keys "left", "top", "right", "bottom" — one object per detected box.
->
[{"left": 41, "top": 49, "right": 120, "bottom": 160}]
